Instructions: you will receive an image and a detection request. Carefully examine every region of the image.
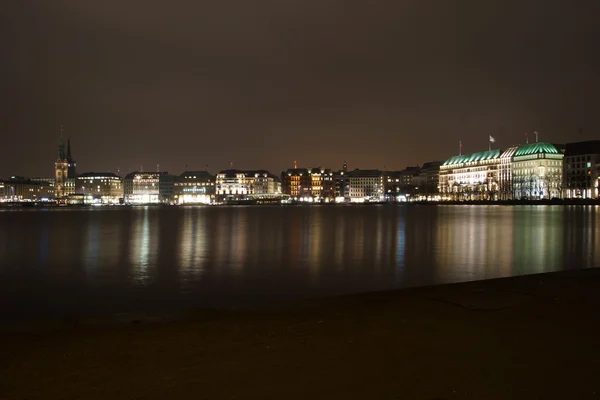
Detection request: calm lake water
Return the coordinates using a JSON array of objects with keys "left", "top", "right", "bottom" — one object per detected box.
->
[{"left": 1, "top": 205, "right": 599, "bottom": 320}]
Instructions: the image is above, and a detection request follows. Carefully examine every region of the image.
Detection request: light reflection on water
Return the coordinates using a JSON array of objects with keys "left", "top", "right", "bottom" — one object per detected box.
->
[{"left": 0, "top": 205, "right": 599, "bottom": 320}]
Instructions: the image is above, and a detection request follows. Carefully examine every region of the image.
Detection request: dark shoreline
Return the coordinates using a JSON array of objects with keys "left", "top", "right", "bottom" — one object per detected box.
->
[{"left": 2, "top": 268, "right": 600, "bottom": 399}]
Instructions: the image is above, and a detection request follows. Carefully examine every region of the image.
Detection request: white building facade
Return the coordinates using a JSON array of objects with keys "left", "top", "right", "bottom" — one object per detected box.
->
[
  {"left": 439, "top": 150, "right": 502, "bottom": 200},
  {"left": 347, "top": 170, "right": 384, "bottom": 202},
  {"left": 216, "top": 170, "right": 282, "bottom": 202},
  {"left": 124, "top": 172, "right": 161, "bottom": 204},
  {"left": 512, "top": 143, "right": 565, "bottom": 200}
]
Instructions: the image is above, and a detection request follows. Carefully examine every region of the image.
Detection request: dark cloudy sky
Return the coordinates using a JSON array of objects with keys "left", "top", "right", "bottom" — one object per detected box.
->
[{"left": 2, "top": 0, "right": 599, "bottom": 177}]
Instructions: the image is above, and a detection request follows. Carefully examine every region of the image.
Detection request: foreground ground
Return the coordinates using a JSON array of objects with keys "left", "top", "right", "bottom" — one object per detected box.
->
[{"left": 2, "top": 269, "right": 600, "bottom": 399}]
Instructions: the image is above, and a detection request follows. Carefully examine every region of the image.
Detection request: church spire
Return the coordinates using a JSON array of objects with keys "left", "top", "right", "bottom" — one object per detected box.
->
[
  {"left": 58, "top": 125, "right": 66, "bottom": 160},
  {"left": 67, "top": 138, "right": 72, "bottom": 161}
]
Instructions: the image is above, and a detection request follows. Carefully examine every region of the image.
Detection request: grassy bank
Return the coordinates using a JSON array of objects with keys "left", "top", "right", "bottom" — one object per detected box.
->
[{"left": 2, "top": 269, "right": 600, "bottom": 399}]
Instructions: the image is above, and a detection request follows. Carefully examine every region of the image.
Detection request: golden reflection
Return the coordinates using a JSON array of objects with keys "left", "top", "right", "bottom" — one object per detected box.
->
[
  {"left": 353, "top": 214, "right": 365, "bottom": 262},
  {"left": 434, "top": 207, "right": 515, "bottom": 283},
  {"left": 230, "top": 209, "right": 248, "bottom": 270},
  {"left": 214, "top": 211, "right": 228, "bottom": 267},
  {"left": 592, "top": 207, "right": 600, "bottom": 263},
  {"left": 374, "top": 209, "right": 383, "bottom": 268},
  {"left": 288, "top": 211, "right": 302, "bottom": 265},
  {"left": 129, "top": 207, "right": 157, "bottom": 283},
  {"left": 308, "top": 209, "right": 323, "bottom": 280},
  {"left": 334, "top": 214, "right": 345, "bottom": 270},
  {"left": 179, "top": 208, "right": 207, "bottom": 279}
]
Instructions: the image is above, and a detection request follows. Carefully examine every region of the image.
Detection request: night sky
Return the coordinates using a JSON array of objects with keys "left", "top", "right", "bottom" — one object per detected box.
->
[{"left": 3, "top": 1, "right": 599, "bottom": 178}]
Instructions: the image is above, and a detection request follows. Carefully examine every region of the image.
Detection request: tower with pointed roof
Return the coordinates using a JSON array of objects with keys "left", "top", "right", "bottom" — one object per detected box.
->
[
  {"left": 66, "top": 138, "right": 77, "bottom": 179},
  {"left": 54, "top": 126, "right": 76, "bottom": 200},
  {"left": 54, "top": 130, "right": 68, "bottom": 199}
]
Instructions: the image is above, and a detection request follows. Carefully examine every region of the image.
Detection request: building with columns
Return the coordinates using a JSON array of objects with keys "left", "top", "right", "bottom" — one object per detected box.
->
[
  {"left": 215, "top": 170, "right": 282, "bottom": 202},
  {"left": 440, "top": 142, "right": 565, "bottom": 200},
  {"left": 439, "top": 150, "right": 502, "bottom": 200},
  {"left": 512, "top": 143, "right": 565, "bottom": 199}
]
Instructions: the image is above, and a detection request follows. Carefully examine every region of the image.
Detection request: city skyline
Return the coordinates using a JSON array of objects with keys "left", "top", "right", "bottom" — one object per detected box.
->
[
  {"left": 0, "top": 127, "right": 583, "bottom": 179},
  {"left": 4, "top": 0, "right": 599, "bottom": 177}
]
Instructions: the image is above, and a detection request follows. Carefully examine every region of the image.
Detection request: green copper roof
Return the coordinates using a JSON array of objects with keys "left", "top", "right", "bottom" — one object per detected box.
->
[
  {"left": 514, "top": 142, "right": 565, "bottom": 156},
  {"left": 442, "top": 149, "right": 502, "bottom": 166}
]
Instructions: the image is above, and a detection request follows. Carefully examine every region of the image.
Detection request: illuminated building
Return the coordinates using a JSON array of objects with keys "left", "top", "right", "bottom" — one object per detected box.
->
[
  {"left": 54, "top": 136, "right": 69, "bottom": 199},
  {"left": 0, "top": 177, "right": 54, "bottom": 202},
  {"left": 124, "top": 171, "right": 161, "bottom": 204},
  {"left": 215, "top": 169, "right": 282, "bottom": 202},
  {"left": 498, "top": 146, "right": 519, "bottom": 200},
  {"left": 30, "top": 177, "right": 55, "bottom": 186},
  {"left": 53, "top": 132, "right": 76, "bottom": 200},
  {"left": 439, "top": 150, "right": 501, "bottom": 200},
  {"left": 512, "top": 142, "right": 565, "bottom": 199},
  {"left": 173, "top": 171, "right": 215, "bottom": 204},
  {"left": 281, "top": 167, "right": 335, "bottom": 202},
  {"left": 347, "top": 169, "right": 384, "bottom": 202},
  {"left": 563, "top": 141, "right": 600, "bottom": 199},
  {"left": 76, "top": 172, "right": 124, "bottom": 204},
  {"left": 440, "top": 142, "right": 565, "bottom": 201}
]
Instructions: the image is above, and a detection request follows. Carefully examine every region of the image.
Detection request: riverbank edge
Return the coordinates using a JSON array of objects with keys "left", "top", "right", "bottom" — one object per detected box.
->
[
  {"left": 3, "top": 268, "right": 600, "bottom": 399},
  {"left": 2, "top": 268, "right": 598, "bottom": 333}
]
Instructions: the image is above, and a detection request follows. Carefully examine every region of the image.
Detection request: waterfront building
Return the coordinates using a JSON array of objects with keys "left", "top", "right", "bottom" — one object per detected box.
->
[
  {"left": 383, "top": 171, "right": 401, "bottom": 200},
  {"left": 498, "top": 146, "right": 519, "bottom": 200},
  {"left": 158, "top": 173, "right": 178, "bottom": 203},
  {"left": 439, "top": 150, "right": 502, "bottom": 200},
  {"left": 54, "top": 136, "right": 69, "bottom": 199},
  {"left": 332, "top": 161, "right": 350, "bottom": 202},
  {"left": 282, "top": 168, "right": 310, "bottom": 199},
  {"left": 30, "top": 177, "right": 56, "bottom": 199},
  {"left": 563, "top": 141, "right": 600, "bottom": 199},
  {"left": 512, "top": 142, "right": 565, "bottom": 199},
  {"left": 173, "top": 171, "right": 215, "bottom": 204},
  {"left": 252, "top": 171, "right": 283, "bottom": 197},
  {"left": 413, "top": 161, "right": 442, "bottom": 200},
  {"left": 54, "top": 132, "right": 77, "bottom": 200},
  {"left": 54, "top": 128, "right": 77, "bottom": 201},
  {"left": 347, "top": 169, "right": 384, "bottom": 202},
  {"left": 124, "top": 171, "right": 162, "bottom": 203},
  {"left": 384, "top": 166, "right": 421, "bottom": 200},
  {"left": 216, "top": 169, "right": 282, "bottom": 202},
  {"left": 281, "top": 167, "right": 335, "bottom": 202},
  {"left": 76, "top": 172, "right": 124, "bottom": 204},
  {"left": 0, "top": 177, "right": 54, "bottom": 202}
]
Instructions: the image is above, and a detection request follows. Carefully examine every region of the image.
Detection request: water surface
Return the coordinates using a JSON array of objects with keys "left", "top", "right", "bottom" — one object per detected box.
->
[{"left": 1, "top": 205, "right": 598, "bottom": 320}]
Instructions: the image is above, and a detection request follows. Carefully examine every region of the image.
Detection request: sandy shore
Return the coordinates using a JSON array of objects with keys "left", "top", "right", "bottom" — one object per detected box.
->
[{"left": 2, "top": 269, "right": 600, "bottom": 399}]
